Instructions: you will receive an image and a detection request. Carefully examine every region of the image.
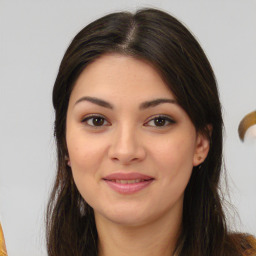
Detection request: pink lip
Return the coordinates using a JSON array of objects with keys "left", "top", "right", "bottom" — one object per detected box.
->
[
  {"left": 103, "top": 172, "right": 154, "bottom": 180},
  {"left": 103, "top": 172, "right": 154, "bottom": 194}
]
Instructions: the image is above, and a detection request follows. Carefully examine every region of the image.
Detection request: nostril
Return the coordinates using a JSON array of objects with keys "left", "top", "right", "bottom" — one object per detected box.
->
[{"left": 108, "top": 134, "right": 146, "bottom": 164}]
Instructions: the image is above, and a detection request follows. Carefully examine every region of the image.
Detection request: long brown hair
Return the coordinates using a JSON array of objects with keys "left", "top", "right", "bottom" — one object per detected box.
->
[{"left": 47, "top": 8, "right": 253, "bottom": 256}]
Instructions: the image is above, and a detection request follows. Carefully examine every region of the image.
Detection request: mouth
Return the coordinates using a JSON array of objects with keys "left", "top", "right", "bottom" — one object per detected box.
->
[
  {"left": 103, "top": 173, "right": 154, "bottom": 194},
  {"left": 106, "top": 179, "right": 152, "bottom": 184}
]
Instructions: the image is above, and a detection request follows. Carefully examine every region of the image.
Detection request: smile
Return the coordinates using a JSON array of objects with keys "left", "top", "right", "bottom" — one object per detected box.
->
[
  {"left": 103, "top": 172, "right": 154, "bottom": 194},
  {"left": 111, "top": 179, "right": 148, "bottom": 184}
]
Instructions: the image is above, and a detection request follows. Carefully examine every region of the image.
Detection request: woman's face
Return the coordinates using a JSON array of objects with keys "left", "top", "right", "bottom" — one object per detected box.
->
[{"left": 66, "top": 53, "right": 209, "bottom": 227}]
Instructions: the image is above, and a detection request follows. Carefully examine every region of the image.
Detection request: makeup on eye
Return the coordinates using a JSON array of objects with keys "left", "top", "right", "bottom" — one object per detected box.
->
[
  {"left": 81, "top": 114, "right": 111, "bottom": 127},
  {"left": 81, "top": 113, "right": 175, "bottom": 128},
  {"left": 144, "top": 115, "right": 175, "bottom": 127}
]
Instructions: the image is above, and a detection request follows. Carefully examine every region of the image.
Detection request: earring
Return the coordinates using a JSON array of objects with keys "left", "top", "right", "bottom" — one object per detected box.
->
[
  {"left": 65, "top": 156, "right": 71, "bottom": 167},
  {"left": 197, "top": 156, "right": 203, "bottom": 169}
]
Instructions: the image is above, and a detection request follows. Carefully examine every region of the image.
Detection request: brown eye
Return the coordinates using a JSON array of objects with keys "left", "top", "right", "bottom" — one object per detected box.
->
[
  {"left": 154, "top": 117, "right": 167, "bottom": 126},
  {"left": 145, "top": 115, "right": 175, "bottom": 127},
  {"left": 91, "top": 117, "right": 105, "bottom": 126},
  {"left": 82, "top": 115, "right": 109, "bottom": 127}
]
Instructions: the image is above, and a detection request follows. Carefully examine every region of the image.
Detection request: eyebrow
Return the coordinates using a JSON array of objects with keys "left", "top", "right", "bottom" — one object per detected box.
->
[
  {"left": 74, "top": 96, "right": 176, "bottom": 109},
  {"left": 139, "top": 98, "right": 177, "bottom": 109},
  {"left": 75, "top": 96, "right": 113, "bottom": 109}
]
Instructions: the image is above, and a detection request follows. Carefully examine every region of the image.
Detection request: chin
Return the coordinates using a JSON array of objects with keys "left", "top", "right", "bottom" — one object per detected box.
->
[
  {"left": 109, "top": 215, "right": 149, "bottom": 227},
  {"left": 95, "top": 206, "right": 151, "bottom": 227}
]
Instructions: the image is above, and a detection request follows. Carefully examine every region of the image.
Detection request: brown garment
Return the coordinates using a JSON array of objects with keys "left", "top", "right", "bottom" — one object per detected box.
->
[{"left": 243, "top": 235, "right": 256, "bottom": 256}]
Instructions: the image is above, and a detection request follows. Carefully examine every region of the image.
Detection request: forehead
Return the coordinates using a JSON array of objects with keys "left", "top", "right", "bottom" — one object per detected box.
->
[{"left": 69, "top": 53, "right": 175, "bottom": 103}]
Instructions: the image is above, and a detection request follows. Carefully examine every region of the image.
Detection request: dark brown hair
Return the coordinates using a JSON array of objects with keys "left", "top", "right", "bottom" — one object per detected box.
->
[{"left": 47, "top": 8, "right": 254, "bottom": 256}]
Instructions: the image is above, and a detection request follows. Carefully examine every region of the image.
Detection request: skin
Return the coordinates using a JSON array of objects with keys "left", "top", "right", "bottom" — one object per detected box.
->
[{"left": 66, "top": 53, "right": 210, "bottom": 256}]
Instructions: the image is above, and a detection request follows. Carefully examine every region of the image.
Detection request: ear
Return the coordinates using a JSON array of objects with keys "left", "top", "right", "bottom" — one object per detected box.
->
[{"left": 193, "top": 125, "right": 212, "bottom": 167}]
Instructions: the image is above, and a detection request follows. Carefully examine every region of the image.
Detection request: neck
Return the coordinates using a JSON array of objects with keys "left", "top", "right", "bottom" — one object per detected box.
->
[{"left": 95, "top": 210, "right": 181, "bottom": 256}]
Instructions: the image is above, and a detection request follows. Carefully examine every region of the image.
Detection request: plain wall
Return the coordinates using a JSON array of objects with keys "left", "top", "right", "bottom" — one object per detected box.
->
[{"left": 0, "top": 1, "right": 256, "bottom": 255}]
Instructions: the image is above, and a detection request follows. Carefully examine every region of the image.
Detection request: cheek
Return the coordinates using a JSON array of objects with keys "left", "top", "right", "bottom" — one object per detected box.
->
[
  {"left": 151, "top": 136, "right": 195, "bottom": 170},
  {"left": 150, "top": 135, "right": 195, "bottom": 192},
  {"left": 66, "top": 133, "right": 105, "bottom": 205},
  {"left": 67, "top": 130, "right": 106, "bottom": 169}
]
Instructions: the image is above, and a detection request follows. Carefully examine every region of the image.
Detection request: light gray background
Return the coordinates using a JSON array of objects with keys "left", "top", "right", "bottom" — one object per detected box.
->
[{"left": 0, "top": 1, "right": 256, "bottom": 255}]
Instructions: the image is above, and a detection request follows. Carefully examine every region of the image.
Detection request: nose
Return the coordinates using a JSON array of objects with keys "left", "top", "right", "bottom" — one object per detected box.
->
[{"left": 108, "top": 124, "right": 146, "bottom": 165}]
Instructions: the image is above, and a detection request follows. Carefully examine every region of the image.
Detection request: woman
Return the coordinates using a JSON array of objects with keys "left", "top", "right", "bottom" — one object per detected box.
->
[{"left": 46, "top": 8, "right": 256, "bottom": 256}]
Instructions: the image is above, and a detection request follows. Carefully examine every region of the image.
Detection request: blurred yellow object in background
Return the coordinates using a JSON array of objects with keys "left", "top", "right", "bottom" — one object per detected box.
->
[
  {"left": 238, "top": 111, "right": 256, "bottom": 141},
  {"left": 0, "top": 223, "right": 7, "bottom": 256}
]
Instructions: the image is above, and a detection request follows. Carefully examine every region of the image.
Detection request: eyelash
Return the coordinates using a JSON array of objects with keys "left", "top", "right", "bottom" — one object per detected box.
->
[
  {"left": 81, "top": 114, "right": 175, "bottom": 128},
  {"left": 81, "top": 114, "right": 110, "bottom": 127},
  {"left": 144, "top": 115, "right": 175, "bottom": 127}
]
